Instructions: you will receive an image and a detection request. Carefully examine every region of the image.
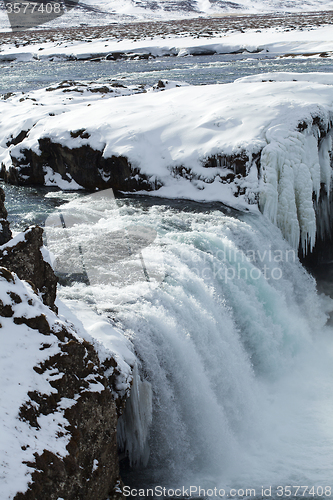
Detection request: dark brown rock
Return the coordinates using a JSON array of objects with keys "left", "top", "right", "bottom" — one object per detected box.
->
[
  {"left": 0, "top": 186, "right": 12, "bottom": 245},
  {"left": 0, "top": 298, "right": 14, "bottom": 317},
  {"left": 14, "top": 314, "right": 51, "bottom": 334},
  {"left": 0, "top": 225, "right": 58, "bottom": 311},
  {"left": 3, "top": 137, "right": 154, "bottom": 192}
]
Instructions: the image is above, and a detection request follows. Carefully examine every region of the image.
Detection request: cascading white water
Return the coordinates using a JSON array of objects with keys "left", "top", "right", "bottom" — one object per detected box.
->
[{"left": 46, "top": 194, "right": 333, "bottom": 495}]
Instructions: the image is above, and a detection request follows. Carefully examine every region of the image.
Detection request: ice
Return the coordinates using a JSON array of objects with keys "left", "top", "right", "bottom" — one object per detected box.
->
[{"left": 260, "top": 113, "right": 333, "bottom": 253}]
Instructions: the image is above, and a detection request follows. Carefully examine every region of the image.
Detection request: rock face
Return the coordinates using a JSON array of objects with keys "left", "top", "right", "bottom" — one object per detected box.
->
[
  {"left": 1, "top": 135, "right": 256, "bottom": 198},
  {"left": 0, "top": 225, "right": 58, "bottom": 311},
  {"left": 15, "top": 317, "right": 120, "bottom": 500},
  {"left": 0, "top": 187, "right": 12, "bottom": 244},
  {"left": 0, "top": 187, "right": 124, "bottom": 500},
  {"left": 2, "top": 137, "right": 154, "bottom": 192}
]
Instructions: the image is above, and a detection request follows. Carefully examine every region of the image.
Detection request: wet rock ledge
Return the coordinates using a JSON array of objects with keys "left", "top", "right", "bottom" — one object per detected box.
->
[{"left": 0, "top": 187, "right": 124, "bottom": 500}]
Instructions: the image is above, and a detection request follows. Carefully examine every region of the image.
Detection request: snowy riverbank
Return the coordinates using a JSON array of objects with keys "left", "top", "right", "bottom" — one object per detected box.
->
[
  {"left": 1, "top": 73, "right": 333, "bottom": 252},
  {"left": 1, "top": 22, "right": 333, "bottom": 62}
]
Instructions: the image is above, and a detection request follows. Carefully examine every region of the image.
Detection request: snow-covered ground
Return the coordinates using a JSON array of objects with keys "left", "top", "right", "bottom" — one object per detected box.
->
[
  {"left": 79, "top": 0, "right": 333, "bottom": 20},
  {"left": 1, "top": 0, "right": 333, "bottom": 30},
  {"left": 1, "top": 21, "right": 333, "bottom": 62}
]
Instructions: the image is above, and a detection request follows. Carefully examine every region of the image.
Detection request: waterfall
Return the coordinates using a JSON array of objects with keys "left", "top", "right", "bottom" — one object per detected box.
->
[
  {"left": 113, "top": 209, "right": 333, "bottom": 489},
  {"left": 45, "top": 191, "right": 333, "bottom": 491}
]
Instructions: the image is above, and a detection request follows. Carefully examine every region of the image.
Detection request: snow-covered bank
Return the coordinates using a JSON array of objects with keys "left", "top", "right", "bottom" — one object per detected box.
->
[
  {"left": 77, "top": 0, "right": 333, "bottom": 20},
  {"left": 0, "top": 265, "right": 130, "bottom": 499},
  {"left": 1, "top": 73, "right": 333, "bottom": 252},
  {"left": 1, "top": 23, "right": 333, "bottom": 63}
]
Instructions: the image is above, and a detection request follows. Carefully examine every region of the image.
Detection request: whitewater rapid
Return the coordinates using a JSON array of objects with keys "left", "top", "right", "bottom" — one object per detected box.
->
[{"left": 42, "top": 191, "right": 333, "bottom": 494}]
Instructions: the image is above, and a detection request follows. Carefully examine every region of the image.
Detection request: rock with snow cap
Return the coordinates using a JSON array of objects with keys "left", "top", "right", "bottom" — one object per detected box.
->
[{"left": 0, "top": 266, "right": 123, "bottom": 500}]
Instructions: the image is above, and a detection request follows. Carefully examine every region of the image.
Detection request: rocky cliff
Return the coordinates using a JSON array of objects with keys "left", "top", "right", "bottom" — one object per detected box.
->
[{"left": 0, "top": 187, "right": 125, "bottom": 500}]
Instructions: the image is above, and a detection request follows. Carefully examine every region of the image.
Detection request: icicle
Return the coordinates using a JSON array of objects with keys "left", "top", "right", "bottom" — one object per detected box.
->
[
  {"left": 319, "top": 134, "right": 333, "bottom": 195},
  {"left": 117, "top": 363, "right": 153, "bottom": 467},
  {"left": 259, "top": 125, "right": 326, "bottom": 254}
]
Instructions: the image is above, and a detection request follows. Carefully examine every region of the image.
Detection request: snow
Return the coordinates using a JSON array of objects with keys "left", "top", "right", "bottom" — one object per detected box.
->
[
  {"left": 40, "top": 245, "right": 55, "bottom": 267},
  {"left": 0, "top": 231, "right": 26, "bottom": 250},
  {"left": 0, "top": 273, "right": 72, "bottom": 499},
  {"left": 56, "top": 300, "right": 135, "bottom": 399},
  {"left": 44, "top": 166, "right": 83, "bottom": 190},
  {"left": 1, "top": 24, "right": 333, "bottom": 62},
  {"left": 1, "top": 0, "right": 333, "bottom": 30},
  {"left": 82, "top": 0, "right": 333, "bottom": 19}
]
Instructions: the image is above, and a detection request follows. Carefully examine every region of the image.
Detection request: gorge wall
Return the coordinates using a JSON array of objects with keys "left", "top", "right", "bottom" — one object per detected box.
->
[{"left": 0, "top": 187, "right": 125, "bottom": 500}]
